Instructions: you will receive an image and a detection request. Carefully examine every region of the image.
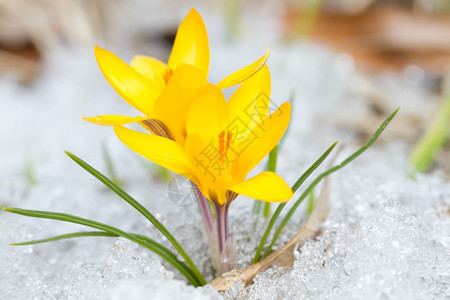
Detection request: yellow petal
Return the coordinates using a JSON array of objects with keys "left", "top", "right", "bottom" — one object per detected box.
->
[
  {"left": 168, "top": 8, "right": 209, "bottom": 76},
  {"left": 154, "top": 63, "right": 208, "bottom": 144},
  {"left": 83, "top": 115, "right": 147, "bottom": 126},
  {"left": 130, "top": 55, "right": 167, "bottom": 82},
  {"left": 228, "top": 171, "right": 292, "bottom": 202},
  {"left": 233, "top": 102, "right": 291, "bottom": 179},
  {"left": 186, "top": 84, "right": 229, "bottom": 142},
  {"left": 185, "top": 134, "right": 232, "bottom": 205},
  {"left": 227, "top": 64, "right": 271, "bottom": 140},
  {"left": 95, "top": 46, "right": 160, "bottom": 116},
  {"left": 216, "top": 48, "right": 270, "bottom": 89},
  {"left": 114, "top": 125, "right": 193, "bottom": 176}
]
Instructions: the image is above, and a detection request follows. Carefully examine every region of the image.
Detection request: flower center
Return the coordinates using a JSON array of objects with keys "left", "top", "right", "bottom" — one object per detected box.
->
[
  {"left": 162, "top": 68, "right": 174, "bottom": 85},
  {"left": 218, "top": 130, "right": 233, "bottom": 165}
]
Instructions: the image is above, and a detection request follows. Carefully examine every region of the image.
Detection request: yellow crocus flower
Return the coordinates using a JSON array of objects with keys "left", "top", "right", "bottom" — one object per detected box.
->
[
  {"left": 113, "top": 65, "right": 293, "bottom": 207},
  {"left": 84, "top": 8, "right": 270, "bottom": 145}
]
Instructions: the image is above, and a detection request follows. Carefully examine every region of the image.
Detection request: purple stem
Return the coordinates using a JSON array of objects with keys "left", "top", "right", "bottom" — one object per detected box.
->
[
  {"left": 191, "top": 184, "right": 235, "bottom": 274},
  {"left": 213, "top": 202, "right": 229, "bottom": 254},
  {"left": 213, "top": 201, "right": 236, "bottom": 274},
  {"left": 191, "top": 183, "right": 214, "bottom": 232}
]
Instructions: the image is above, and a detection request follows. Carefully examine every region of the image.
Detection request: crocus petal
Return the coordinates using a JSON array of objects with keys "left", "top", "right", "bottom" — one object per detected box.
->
[
  {"left": 234, "top": 102, "right": 291, "bottom": 179},
  {"left": 114, "top": 126, "right": 193, "bottom": 176},
  {"left": 83, "top": 115, "right": 147, "bottom": 126},
  {"left": 226, "top": 64, "right": 271, "bottom": 140},
  {"left": 228, "top": 171, "right": 293, "bottom": 202},
  {"left": 95, "top": 46, "right": 160, "bottom": 116},
  {"left": 185, "top": 134, "right": 233, "bottom": 205},
  {"left": 216, "top": 48, "right": 270, "bottom": 90},
  {"left": 130, "top": 55, "right": 167, "bottom": 82},
  {"left": 186, "top": 84, "right": 229, "bottom": 142},
  {"left": 184, "top": 134, "right": 210, "bottom": 187},
  {"left": 168, "top": 8, "right": 209, "bottom": 76},
  {"left": 154, "top": 63, "right": 208, "bottom": 144}
]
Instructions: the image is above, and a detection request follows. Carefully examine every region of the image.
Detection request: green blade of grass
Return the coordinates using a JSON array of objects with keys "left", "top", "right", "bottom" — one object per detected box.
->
[
  {"left": 252, "top": 144, "right": 279, "bottom": 226},
  {"left": 267, "top": 145, "right": 279, "bottom": 172},
  {"left": 3, "top": 207, "right": 201, "bottom": 286},
  {"left": 290, "top": 140, "right": 339, "bottom": 193},
  {"left": 263, "top": 202, "right": 271, "bottom": 218},
  {"left": 262, "top": 108, "right": 400, "bottom": 258},
  {"left": 264, "top": 145, "right": 279, "bottom": 218},
  {"left": 410, "top": 96, "right": 450, "bottom": 174},
  {"left": 252, "top": 140, "right": 338, "bottom": 263},
  {"left": 306, "top": 189, "right": 315, "bottom": 215},
  {"left": 9, "top": 231, "right": 117, "bottom": 246},
  {"left": 65, "top": 151, "right": 206, "bottom": 286}
]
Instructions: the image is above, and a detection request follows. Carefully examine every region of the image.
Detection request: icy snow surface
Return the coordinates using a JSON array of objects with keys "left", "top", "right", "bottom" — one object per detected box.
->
[{"left": 1, "top": 42, "right": 449, "bottom": 299}]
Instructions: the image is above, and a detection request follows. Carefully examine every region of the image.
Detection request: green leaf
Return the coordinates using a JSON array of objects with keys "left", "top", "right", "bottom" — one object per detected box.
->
[
  {"left": 410, "top": 96, "right": 450, "bottom": 174},
  {"left": 252, "top": 140, "right": 338, "bottom": 263},
  {"left": 264, "top": 145, "right": 279, "bottom": 218},
  {"left": 267, "top": 145, "right": 279, "bottom": 173},
  {"left": 65, "top": 151, "right": 206, "bottom": 286},
  {"left": 9, "top": 231, "right": 117, "bottom": 246},
  {"left": 306, "top": 189, "right": 315, "bottom": 215},
  {"left": 262, "top": 108, "right": 400, "bottom": 258},
  {"left": 252, "top": 143, "right": 279, "bottom": 226},
  {"left": 3, "top": 207, "right": 201, "bottom": 287}
]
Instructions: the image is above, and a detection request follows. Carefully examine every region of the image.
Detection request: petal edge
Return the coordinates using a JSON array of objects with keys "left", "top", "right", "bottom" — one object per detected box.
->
[
  {"left": 217, "top": 48, "right": 270, "bottom": 89},
  {"left": 228, "top": 171, "right": 292, "bottom": 202},
  {"left": 114, "top": 126, "right": 193, "bottom": 176}
]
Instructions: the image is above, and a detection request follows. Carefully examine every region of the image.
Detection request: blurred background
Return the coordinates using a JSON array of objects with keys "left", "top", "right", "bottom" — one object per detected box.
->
[{"left": 2, "top": 0, "right": 450, "bottom": 81}]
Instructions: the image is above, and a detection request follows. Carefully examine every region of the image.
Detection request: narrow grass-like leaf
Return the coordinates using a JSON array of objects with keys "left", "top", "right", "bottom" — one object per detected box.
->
[
  {"left": 3, "top": 207, "right": 201, "bottom": 286},
  {"left": 267, "top": 145, "right": 279, "bottom": 172},
  {"left": 264, "top": 145, "right": 279, "bottom": 218},
  {"left": 262, "top": 108, "right": 399, "bottom": 258},
  {"left": 410, "top": 96, "right": 450, "bottom": 174},
  {"left": 252, "top": 143, "right": 280, "bottom": 227},
  {"left": 306, "top": 189, "right": 315, "bottom": 215},
  {"left": 263, "top": 202, "right": 271, "bottom": 218},
  {"left": 65, "top": 151, "right": 206, "bottom": 285},
  {"left": 9, "top": 231, "right": 117, "bottom": 246},
  {"left": 252, "top": 140, "right": 338, "bottom": 263}
]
